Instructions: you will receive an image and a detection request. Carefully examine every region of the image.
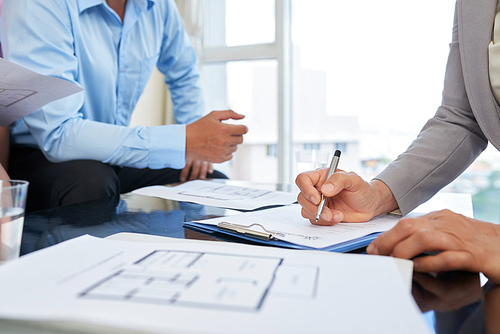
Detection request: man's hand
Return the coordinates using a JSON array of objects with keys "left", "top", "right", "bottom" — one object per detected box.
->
[
  {"left": 186, "top": 110, "right": 247, "bottom": 163},
  {"left": 295, "top": 169, "right": 398, "bottom": 225},
  {"left": 367, "top": 210, "right": 500, "bottom": 284},
  {"left": 179, "top": 157, "right": 214, "bottom": 182}
]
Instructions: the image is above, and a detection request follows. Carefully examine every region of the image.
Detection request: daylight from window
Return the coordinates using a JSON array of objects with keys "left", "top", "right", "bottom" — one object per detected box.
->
[{"left": 203, "top": 0, "right": 500, "bottom": 222}]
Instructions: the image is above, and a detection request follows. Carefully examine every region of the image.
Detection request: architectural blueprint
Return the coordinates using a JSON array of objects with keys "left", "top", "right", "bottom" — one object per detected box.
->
[
  {"left": 0, "top": 235, "right": 431, "bottom": 334},
  {"left": 132, "top": 180, "right": 297, "bottom": 210},
  {"left": 80, "top": 250, "right": 288, "bottom": 311},
  {"left": 0, "top": 57, "right": 82, "bottom": 126}
]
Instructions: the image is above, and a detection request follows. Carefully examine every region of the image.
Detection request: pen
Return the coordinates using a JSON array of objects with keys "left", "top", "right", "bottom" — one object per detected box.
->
[{"left": 315, "top": 150, "right": 341, "bottom": 222}]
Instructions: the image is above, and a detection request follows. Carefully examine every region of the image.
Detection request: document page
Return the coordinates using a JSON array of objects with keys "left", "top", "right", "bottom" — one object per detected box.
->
[
  {"left": 132, "top": 180, "right": 297, "bottom": 210},
  {"left": 195, "top": 204, "right": 399, "bottom": 248},
  {"left": 0, "top": 235, "right": 431, "bottom": 334},
  {"left": 0, "top": 58, "right": 83, "bottom": 126},
  {"left": 194, "top": 192, "right": 473, "bottom": 249}
]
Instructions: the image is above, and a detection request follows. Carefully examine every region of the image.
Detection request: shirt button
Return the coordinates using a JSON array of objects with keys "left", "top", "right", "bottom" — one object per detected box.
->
[
  {"left": 121, "top": 67, "right": 126, "bottom": 72},
  {"left": 165, "top": 164, "right": 171, "bottom": 168}
]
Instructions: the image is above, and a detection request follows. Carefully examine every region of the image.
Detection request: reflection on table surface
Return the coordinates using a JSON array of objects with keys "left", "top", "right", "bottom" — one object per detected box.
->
[
  {"left": 413, "top": 271, "right": 498, "bottom": 334},
  {"left": 21, "top": 192, "right": 235, "bottom": 255},
  {"left": 20, "top": 188, "right": 497, "bottom": 334}
]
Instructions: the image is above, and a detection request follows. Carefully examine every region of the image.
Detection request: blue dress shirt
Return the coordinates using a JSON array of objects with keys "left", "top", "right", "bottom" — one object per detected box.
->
[{"left": 1, "top": 0, "right": 204, "bottom": 169}]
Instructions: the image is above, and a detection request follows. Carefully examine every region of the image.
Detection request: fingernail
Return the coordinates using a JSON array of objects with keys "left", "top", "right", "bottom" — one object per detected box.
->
[
  {"left": 320, "top": 211, "right": 331, "bottom": 221},
  {"left": 321, "top": 183, "right": 334, "bottom": 194},
  {"left": 366, "top": 244, "right": 374, "bottom": 253},
  {"left": 372, "top": 246, "right": 379, "bottom": 255},
  {"left": 310, "top": 195, "right": 318, "bottom": 205},
  {"left": 332, "top": 213, "right": 341, "bottom": 223}
]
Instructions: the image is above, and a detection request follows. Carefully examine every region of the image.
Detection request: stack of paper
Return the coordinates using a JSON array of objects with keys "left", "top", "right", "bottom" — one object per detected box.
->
[{"left": 0, "top": 235, "right": 431, "bottom": 334}]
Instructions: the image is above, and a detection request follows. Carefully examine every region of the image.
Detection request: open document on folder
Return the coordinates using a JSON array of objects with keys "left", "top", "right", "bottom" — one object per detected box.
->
[
  {"left": 185, "top": 192, "right": 473, "bottom": 252},
  {"left": 0, "top": 235, "right": 431, "bottom": 334},
  {"left": 132, "top": 180, "right": 297, "bottom": 210}
]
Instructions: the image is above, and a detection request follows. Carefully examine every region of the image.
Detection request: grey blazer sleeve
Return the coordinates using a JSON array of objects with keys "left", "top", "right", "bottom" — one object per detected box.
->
[{"left": 374, "top": 4, "right": 488, "bottom": 216}]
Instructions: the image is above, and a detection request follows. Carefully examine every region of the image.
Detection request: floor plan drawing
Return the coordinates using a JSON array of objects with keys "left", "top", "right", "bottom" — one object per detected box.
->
[
  {"left": 132, "top": 180, "right": 298, "bottom": 210},
  {"left": 179, "top": 185, "right": 273, "bottom": 201},
  {"left": 79, "top": 250, "right": 319, "bottom": 312},
  {"left": 0, "top": 235, "right": 432, "bottom": 334},
  {"left": 0, "top": 88, "right": 37, "bottom": 107}
]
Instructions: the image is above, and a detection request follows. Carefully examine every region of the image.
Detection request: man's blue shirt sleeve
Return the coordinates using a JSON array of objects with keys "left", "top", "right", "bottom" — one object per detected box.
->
[{"left": 2, "top": 0, "right": 203, "bottom": 170}]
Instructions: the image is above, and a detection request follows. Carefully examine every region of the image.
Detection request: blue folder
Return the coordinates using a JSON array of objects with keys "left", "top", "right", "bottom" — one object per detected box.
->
[{"left": 184, "top": 221, "right": 381, "bottom": 253}]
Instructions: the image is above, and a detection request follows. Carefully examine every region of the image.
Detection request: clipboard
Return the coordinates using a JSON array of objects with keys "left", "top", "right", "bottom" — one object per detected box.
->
[{"left": 184, "top": 221, "right": 381, "bottom": 253}]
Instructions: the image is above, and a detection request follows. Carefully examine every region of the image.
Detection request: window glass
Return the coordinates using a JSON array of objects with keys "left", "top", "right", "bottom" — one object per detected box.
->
[
  {"left": 201, "top": 1, "right": 500, "bottom": 223},
  {"left": 202, "top": 60, "right": 279, "bottom": 183},
  {"left": 290, "top": 0, "right": 499, "bottom": 222},
  {"left": 291, "top": 0, "right": 456, "bottom": 180},
  {"left": 205, "top": 0, "right": 276, "bottom": 47}
]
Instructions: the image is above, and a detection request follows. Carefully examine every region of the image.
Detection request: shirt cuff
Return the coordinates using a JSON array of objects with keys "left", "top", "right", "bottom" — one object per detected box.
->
[{"left": 148, "top": 124, "right": 186, "bottom": 169}]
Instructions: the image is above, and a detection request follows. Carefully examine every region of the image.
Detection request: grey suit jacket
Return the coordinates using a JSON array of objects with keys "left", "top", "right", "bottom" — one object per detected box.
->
[{"left": 376, "top": 0, "right": 500, "bottom": 215}]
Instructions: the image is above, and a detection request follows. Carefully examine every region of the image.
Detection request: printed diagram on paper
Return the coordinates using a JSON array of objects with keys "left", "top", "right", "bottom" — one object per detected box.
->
[
  {"left": 132, "top": 180, "right": 297, "bottom": 210},
  {"left": 179, "top": 185, "right": 273, "bottom": 201},
  {"left": 0, "top": 89, "right": 36, "bottom": 107},
  {"left": 79, "top": 250, "right": 319, "bottom": 312}
]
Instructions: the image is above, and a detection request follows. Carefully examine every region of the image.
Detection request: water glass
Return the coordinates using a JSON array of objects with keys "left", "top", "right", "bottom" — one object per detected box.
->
[
  {"left": 295, "top": 150, "right": 331, "bottom": 175},
  {"left": 0, "top": 180, "right": 29, "bottom": 264}
]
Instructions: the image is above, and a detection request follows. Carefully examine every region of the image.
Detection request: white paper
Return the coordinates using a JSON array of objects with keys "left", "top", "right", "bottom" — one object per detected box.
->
[
  {"left": 132, "top": 180, "right": 297, "bottom": 210},
  {"left": 0, "top": 235, "right": 431, "bottom": 334},
  {"left": 106, "top": 232, "right": 416, "bottom": 291},
  {"left": 0, "top": 58, "right": 83, "bottom": 126},
  {"left": 195, "top": 192, "right": 473, "bottom": 249}
]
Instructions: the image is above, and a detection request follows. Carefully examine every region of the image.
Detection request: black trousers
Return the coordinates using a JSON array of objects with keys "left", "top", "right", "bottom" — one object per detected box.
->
[{"left": 9, "top": 146, "right": 227, "bottom": 212}]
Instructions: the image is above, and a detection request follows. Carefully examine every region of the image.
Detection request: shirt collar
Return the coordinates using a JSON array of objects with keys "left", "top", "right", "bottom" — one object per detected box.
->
[
  {"left": 77, "top": 0, "right": 155, "bottom": 14},
  {"left": 134, "top": 0, "right": 156, "bottom": 12},
  {"left": 78, "top": 0, "right": 104, "bottom": 13}
]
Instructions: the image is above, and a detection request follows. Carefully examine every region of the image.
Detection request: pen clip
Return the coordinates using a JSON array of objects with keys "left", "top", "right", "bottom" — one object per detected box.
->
[{"left": 217, "top": 222, "right": 284, "bottom": 241}]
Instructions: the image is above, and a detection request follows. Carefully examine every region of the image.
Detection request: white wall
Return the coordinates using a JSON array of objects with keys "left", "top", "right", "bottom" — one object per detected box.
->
[{"left": 129, "top": 67, "right": 168, "bottom": 127}]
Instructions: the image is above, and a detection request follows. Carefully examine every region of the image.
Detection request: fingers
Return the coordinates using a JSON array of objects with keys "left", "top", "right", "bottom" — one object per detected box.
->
[
  {"left": 215, "top": 153, "right": 234, "bottom": 163},
  {"left": 367, "top": 218, "right": 425, "bottom": 255},
  {"left": 220, "top": 129, "right": 246, "bottom": 146},
  {"left": 391, "top": 229, "right": 458, "bottom": 259},
  {"left": 186, "top": 110, "right": 247, "bottom": 163},
  {"left": 209, "top": 109, "right": 246, "bottom": 121},
  {"left": 296, "top": 169, "right": 374, "bottom": 225},
  {"left": 298, "top": 193, "right": 342, "bottom": 226},
  {"left": 366, "top": 217, "right": 476, "bottom": 273},
  {"left": 226, "top": 124, "right": 248, "bottom": 136},
  {"left": 320, "top": 170, "right": 360, "bottom": 197},
  {"left": 180, "top": 158, "right": 213, "bottom": 182},
  {"left": 296, "top": 170, "right": 330, "bottom": 224},
  {"left": 208, "top": 110, "right": 248, "bottom": 137},
  {"left": 188, "top": 159, "right": 202, "bottom": 181},
  {"left": 190, "top": 161, "right": 209, "bottom": 181},
  {"left": 295, "top": 170, "right": 326, "bottom": 206},
  {"left": 179, "top": 157, "right": 193, "bottom": 183},
  {"left": 413, "top": 251, "right": 475, "bottom": 274}
]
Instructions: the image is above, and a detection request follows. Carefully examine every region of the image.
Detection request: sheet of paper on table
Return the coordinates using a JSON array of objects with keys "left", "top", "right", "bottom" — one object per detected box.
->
[
  {"left": 0, "top": 58, "right": 83, "bottom": 126},
  {"left": 193, "top": 192, "right": 473, "bottom": 249},
  {"left": 105, "top": 232, "right": 416, "bottom": 292},
  {"left": 132, "top": 180, "right": 297, "bottom": 210},
  {"left": 0, "top": 235, "right": 431, "bottom": 334}
]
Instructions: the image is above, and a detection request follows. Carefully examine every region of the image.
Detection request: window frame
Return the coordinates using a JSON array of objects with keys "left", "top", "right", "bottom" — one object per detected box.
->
[{"left": 201, "top": 0, "right": 293, "bottom": 187}]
